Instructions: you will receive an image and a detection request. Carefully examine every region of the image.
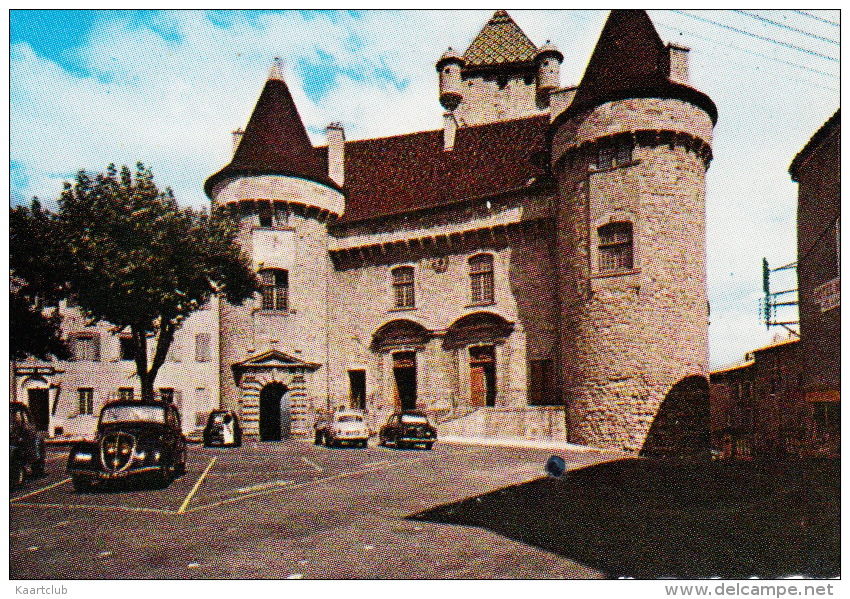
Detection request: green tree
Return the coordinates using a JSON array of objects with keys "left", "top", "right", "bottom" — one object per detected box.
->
[
  {"left": 10, "top": 200, "right": 70, "bottom": 361},
  {"left": 55, "top": 163, "right": 259, "bottom": 401}
]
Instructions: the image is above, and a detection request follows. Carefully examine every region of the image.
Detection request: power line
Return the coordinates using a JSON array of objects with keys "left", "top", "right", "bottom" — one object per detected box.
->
[
  {"left": 653, "top": 19, "right": 839, "bottom": 82},
  {"left": 671, "top": 10, "right": 839, "bottom": 63},
  {"left": 793, "top": 10, "right": 840, "bottom": 28},
  {"left": 734, "top": 10, "right": 839, "bottom": 46}
]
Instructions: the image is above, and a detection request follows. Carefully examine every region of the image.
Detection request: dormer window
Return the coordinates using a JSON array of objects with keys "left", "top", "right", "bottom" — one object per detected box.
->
[{"left": 598, "top": 222, "right": 633, "bottom": 272}]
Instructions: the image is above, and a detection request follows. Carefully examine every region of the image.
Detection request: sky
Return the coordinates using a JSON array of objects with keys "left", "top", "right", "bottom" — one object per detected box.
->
[{"left": 8, "top": 7, "right": 840, "bottom": 369}]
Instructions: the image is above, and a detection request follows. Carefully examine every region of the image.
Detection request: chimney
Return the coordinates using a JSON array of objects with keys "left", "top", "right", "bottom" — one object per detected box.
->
[
  {"left": 443, "top": 112, "right": 458, "bottom": 151},
  {"left": 232, "top": 128, "right": 244, "bottom": 155},
  {"left": 326, "top": 123, "right": 345, "bottom": 186},
  {"left": 667, "top": 43, "right": 690, "bottom": 84}
]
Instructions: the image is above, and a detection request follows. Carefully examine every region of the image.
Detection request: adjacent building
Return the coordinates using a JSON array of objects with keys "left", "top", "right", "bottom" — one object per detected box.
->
[
  {"left": 790, "top": 109, "right": 840, "bottom": 456},
  {"left": 13, "top": 10, "right": 717, "bottom": 453}
]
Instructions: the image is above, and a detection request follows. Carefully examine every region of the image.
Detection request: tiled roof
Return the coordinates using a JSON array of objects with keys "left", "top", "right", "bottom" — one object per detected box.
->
[
  {"left": 325, "top": 114, "right": 550, "bottom": 224},
  {"left": 555, "top": 9, "right": 717, "bottom": 127},
  {"left": 205, "top": 73, "right": 340, "bottom": 198},
  {"left": 463, "top": 10, "right": 537, "bottom": 68}
]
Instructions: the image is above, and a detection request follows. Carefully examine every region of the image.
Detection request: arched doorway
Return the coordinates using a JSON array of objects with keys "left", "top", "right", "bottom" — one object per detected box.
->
[
  {"left": 22, "top": 376, "right": 50, "bottom": 432},
  {"left": 259, "top": 382, "right": 289, "bottom": 441}
]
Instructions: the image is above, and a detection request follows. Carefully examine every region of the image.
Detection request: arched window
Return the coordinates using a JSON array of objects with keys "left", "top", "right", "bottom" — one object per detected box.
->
[
  {"left": 392, "top": 266, "right": 415, "bottom": 309},
  {"left": 260, "top": 268, "right": 288, "bottom": 311},
  {"left": 598, "top": 222, "right": 633, "bottom": 272},
  {"left": 469, "top": 254, "right": 494, "bottom": 305}
]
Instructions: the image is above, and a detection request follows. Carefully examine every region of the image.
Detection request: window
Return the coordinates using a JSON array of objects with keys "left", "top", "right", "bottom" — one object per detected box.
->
[
  {"left": 71, "top": 334, "right": 100, "bottom": 361},
  {"left": 78, "top": 388, "right": 94, "bottom": 415},
  {"left": 159, "top": 388, "right": 175, "bottom": 404},
  {"left": 195, "top": 333, "right": 211, "bottom": 362},
  {"left": 118, "top": 388, "right": 134, "bottom": 401},
  {"left": 348, "top": 370, "right": 366, "bottom": 410},
  {"left": 469, "top": 254, "right": 495, "bottom": 305},
  {"left": 119, "top": 336, "right": 136, "bottom": 361},
  {"left": 597, "top": 137, "right": 633, "bottom": 170},
  {"left": 598, "top": 222, "right": 633, "bottom": 272},
  {"left": 260, "top": 269, "right": 288, "bottom": 311},
  {"left": 392, "top": 266, "right": 415, "bottom": 309}
]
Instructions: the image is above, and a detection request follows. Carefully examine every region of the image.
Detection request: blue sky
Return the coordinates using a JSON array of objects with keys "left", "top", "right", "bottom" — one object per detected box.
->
[{"left": 9, "top": 8, "right": 840, "bottom": 369}]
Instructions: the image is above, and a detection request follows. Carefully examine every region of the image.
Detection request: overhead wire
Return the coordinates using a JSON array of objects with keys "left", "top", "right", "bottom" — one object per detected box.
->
[
  {"left": 670, "top": 10, "right": 839, "bottom": 63},
  {"left": 653, "top": 18, "right": 838, "bottom": 82},
  {"left": 792, "top": 10, "right": 840, "bottom": 28},
  {"left": 733, "top": 9, "right": 839, "bottom": 46}
]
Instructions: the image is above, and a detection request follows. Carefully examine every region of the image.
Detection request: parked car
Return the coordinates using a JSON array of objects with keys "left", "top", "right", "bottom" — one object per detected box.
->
[
  {"left": 314, "top": 409, "right": 370, "bottom": 447},
  {"left": 203, "top": 409, "right": 242, "bottom": 447},
  {"left": 67, "top": 400, "right": 187, "bottom": 492},
  {"left": 379, "top": 411, "right": 437, "bottom": 449},
  {"left": 10, "top": 402, "right": 46, "bottom": 490}
]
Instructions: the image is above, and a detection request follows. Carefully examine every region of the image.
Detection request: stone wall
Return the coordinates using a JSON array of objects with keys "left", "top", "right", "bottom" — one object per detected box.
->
[{"left": 327, "top": 192, "right": 560, "bottom": 432}]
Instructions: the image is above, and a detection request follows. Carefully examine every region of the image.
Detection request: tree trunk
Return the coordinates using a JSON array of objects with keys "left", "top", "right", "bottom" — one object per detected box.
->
[{"left": 132, "top": 325, "right": 156, "bottom": 402}]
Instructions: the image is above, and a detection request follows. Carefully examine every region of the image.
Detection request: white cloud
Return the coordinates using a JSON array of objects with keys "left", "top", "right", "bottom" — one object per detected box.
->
[{"left": 9, "top": 9, "right": 838, "bottom": 367}]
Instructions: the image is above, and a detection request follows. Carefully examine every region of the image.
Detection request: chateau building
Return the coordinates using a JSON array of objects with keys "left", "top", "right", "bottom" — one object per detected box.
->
[{"left": 13, "top": 10, "right": 716, "bottom": 453}]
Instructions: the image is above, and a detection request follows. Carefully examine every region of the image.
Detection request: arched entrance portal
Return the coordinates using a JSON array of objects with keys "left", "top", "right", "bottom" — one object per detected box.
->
[{"left": 259, "top": 382, "right": 290, "bottom": 441}]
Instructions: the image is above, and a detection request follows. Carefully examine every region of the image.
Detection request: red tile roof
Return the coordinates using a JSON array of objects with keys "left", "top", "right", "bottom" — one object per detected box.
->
[
  {"left": 324, "top": 115, "right": 550, "bottom": 224},
  {"left": 462, "top": 9, "right": 538, "bottom": 68},
  {"left": 205, "top": 76, "right": 340, "bottom": 198}
]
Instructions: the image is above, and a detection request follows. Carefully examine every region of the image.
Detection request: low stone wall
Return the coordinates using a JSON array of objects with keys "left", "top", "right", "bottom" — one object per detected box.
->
[{"left": 437, "top": 406, "right": 567, "bottom": 442}]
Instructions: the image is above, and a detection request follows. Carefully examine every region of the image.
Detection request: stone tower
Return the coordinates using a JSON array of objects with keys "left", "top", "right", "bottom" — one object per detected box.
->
[
  {"left": 205, "top": 62, "right": 344, "bottom": 440},
  {"left": 550, "top": 11, "right": 717, "bottom": 453},
  {"left": 436, "top": 10, "right": 561, "bottom": 126}
]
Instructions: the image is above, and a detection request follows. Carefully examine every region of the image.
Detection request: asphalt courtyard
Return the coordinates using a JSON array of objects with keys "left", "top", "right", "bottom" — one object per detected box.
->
[{"left": 10, "top": 439, "right": 621, "bottom": 579}]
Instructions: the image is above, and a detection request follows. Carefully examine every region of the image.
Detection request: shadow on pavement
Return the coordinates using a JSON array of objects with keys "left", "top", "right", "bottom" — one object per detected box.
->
[{"left": 409, "top": 457, "right": 840, "bottom": 579}]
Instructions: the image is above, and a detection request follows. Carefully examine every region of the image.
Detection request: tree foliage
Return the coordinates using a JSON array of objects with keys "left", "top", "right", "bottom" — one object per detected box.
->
[
  {"left": 13, "top": 163, "right": 260, "bottom": 401},
  {"left": 10, "top": 200, "right": 70, "bottom": 361}
]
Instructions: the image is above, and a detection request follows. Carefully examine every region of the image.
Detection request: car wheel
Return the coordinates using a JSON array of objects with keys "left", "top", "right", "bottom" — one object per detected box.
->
[
  {"left": 31, "top": 458, "right": 46, "bottom": 478},
  {"left": 397, "top": 440, "right": 407, "bottom": 449},
  {"left": 361, "top": 440, "right": 368, "bottom": 448},
  {"left": 314, "top": 431, "right": 322, "bottom": 445},
  {"left": 425, "top": 443, "right": 433, "bottom": 450},
  {"left": 71, "top": 476, "right": 92, "bottom": 493},
  {"left": 324, "top": 435, "right": 333, "bottom": 447},
  {"left": 10, "top": 461, "right": 25, "bottom": 490}
]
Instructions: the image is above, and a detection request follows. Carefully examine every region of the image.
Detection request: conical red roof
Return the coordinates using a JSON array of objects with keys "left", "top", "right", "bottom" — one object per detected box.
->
[
  {"left": 205, "top": 69, "right": 340, "bottom": 198},
  {"left": 558, "top": 10, "right": 716, "bottom": 125}
]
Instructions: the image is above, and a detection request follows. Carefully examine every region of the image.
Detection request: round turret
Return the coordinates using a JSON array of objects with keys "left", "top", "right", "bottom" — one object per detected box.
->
[
  {"left": 551, "top": 10, "right": 717, "bottom": 455},
  {"left": 436, "top": 47, "right": 464, "bottom": 112},
  {"left": 534, "top": 41, "right": 563, "bottom": 108}
]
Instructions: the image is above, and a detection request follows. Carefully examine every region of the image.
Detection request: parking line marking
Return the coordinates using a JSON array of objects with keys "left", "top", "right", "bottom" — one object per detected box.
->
[
  {"left": 11, "top": 478, "right": 72, "bottom": 503},
  {"left": 177, "top": 457, "right": 217, "bottom": 514},
  {"left": 184, "top": 451, "right": 465, "bottom": 514},
  {"left": 10, "top": 502, "right": 174, "bottom": 515},
  {"left": 361, "top": 460, "right": 390, "bottom": 467},
  {"left": 236, "top": 479, "right": 293, "bottom": 493},
  {"left": 301, "top": 457, "right": 323, "bottom": 472}
]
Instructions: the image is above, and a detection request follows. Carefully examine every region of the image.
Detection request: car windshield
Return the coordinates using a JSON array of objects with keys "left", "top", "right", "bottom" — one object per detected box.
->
[
  {"left": 401, "top": 414, "right": 429, "bottom": 424},
  {"left": 337, "top": 415, "right": 363, "bottom": 423},
  {"left": 100, "top": 405, "right": 165, "bottom": 425}
]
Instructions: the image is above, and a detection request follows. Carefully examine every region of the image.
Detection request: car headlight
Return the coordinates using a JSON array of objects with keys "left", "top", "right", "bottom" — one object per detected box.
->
[
  {"left": 152, "top": 451, "right": 161, "bottom": 462},
  {"left": 74, "top": 452, "right": 93, "bottom": 462},
  {"left": 134, "top": 450, "right": 147, "bottom": 461}
]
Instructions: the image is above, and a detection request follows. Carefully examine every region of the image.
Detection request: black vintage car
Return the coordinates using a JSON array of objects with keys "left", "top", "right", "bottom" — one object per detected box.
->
[
  {"left": 68, "top": 400, "right": 187, "bottom": 491},
  {"left": 378, "top": 411, "right": 437, "bottom": 449},
  {"left": 10, "top": 402, "right": 46, "bottom": 490},
  {"left": 203, "top": 409, "right": 242, "bottom": 447}
]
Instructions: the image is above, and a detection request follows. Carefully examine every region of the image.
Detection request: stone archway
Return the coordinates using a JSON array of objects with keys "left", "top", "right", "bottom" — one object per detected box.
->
[{"left": 259, "top": 382, "right": 289, "bottom": 441}]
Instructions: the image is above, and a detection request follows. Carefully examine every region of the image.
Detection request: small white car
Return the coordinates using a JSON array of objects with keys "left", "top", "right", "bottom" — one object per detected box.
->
[{"left": 314, "top": 410, "right": 370, "bottom": 448}]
